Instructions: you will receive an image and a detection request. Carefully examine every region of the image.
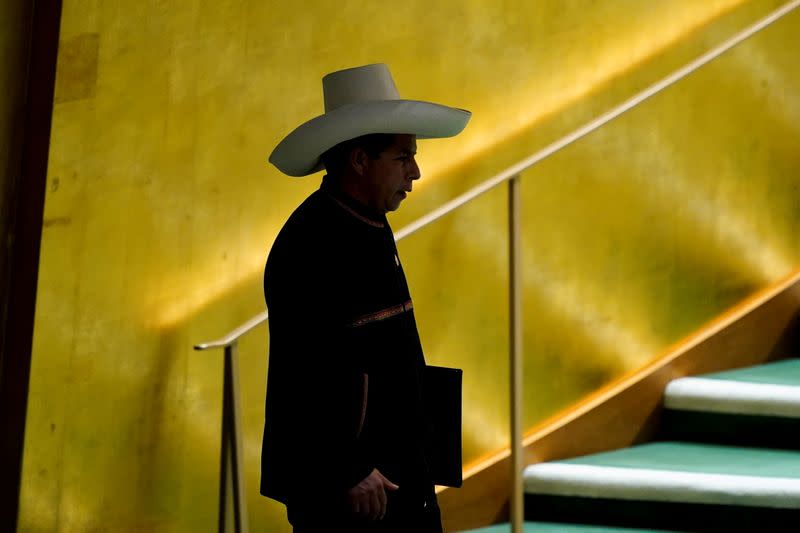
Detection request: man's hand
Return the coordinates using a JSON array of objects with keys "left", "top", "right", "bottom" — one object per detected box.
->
[{"left": 346, "top": 468, "right": 399, "bottom": 521}]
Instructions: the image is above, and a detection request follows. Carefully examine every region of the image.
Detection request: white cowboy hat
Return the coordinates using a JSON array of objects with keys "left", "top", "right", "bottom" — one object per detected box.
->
[{"left": 269, "top": 63, "right": 471, "bottom": 177}]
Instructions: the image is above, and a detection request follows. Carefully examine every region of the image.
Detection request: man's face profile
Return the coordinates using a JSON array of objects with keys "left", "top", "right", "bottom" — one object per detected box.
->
[{"left": 358, "top": 134, "right": 420, "bottom": 213}]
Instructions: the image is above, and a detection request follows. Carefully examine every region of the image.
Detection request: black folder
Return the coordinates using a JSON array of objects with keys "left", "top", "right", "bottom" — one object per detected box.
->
[{"left": 423, "top": 365, "right": 463, "bottom": 488}]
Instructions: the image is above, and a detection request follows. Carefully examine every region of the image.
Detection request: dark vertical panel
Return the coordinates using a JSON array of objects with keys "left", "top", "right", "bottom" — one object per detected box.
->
[{"left": 0, "top": 0, "right": 63, "bottom": 528}]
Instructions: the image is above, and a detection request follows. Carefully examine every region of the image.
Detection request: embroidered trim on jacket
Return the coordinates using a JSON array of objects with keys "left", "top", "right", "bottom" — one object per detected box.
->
[
  {"left": 356, "top": 373, "right": 368, "bottom": 439},
  {"left": 330, "top": 196, "right": 385, "bottom": 228},
  {"left": 349, "top": 300, "right": 413, "bottom": 327}
]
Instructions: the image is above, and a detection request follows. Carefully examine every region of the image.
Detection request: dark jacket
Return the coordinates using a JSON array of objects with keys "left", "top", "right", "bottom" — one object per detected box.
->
[{"left": 260, "top": 177, "right": 435, "bottom": 513}]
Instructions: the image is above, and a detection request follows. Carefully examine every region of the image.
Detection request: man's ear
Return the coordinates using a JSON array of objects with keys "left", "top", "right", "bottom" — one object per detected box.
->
[{"left": 349, "top": 146, "right": 369, "bottom": 177}]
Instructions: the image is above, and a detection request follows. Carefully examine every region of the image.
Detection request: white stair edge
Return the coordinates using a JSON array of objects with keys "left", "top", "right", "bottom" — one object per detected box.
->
[
  {"left": 663, "top": 377, "right": 800, "bottom": 418},
  {"left": 524, "top": 463, "right": 800, "bottom": 509}
]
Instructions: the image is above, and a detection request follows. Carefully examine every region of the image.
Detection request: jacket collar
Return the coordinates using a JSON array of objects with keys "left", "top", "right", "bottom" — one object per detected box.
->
[{"left": 320, "top": 175, "right": 386, "bottom": 228}]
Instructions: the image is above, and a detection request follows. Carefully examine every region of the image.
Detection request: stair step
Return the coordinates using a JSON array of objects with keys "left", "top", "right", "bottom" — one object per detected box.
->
[
  {"left": 663, "top": 359, "right": 800, "bottom": 418},
  {"left": 525, "top": 441, "right": 800, "bottom": 507},
  {"left": 461, "top": 522, "right": 679, "bottom": 532},
  {"left": 660, "top": 359, "right": 800, "bottom": 448},
  {"left": 524, "top": 442, "right": 800, "bottom": 529}
]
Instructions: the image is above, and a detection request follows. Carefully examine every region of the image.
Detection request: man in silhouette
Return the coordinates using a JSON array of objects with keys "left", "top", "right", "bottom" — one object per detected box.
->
[{"left": 261, "top": 64, "right": 470, "bottom": 531}]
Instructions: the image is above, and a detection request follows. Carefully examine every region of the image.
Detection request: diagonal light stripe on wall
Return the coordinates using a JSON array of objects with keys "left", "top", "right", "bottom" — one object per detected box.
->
[
  {"left": 448, "top": 200, "right": 661, "bottom": 371},
  {"left": 729, "top": 37, "right": 800, "bottom": 131},
  {"left": 588, "top": 126, "right": 793, "bottom": 283},
  {"left": 423, "top": 0, "right": 747, "bottom": 182},
  {"left": 150, "top": 1, "right": 749, "bottom": 328}
]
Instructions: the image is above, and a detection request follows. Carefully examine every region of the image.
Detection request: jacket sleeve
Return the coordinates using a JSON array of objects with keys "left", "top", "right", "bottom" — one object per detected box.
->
[{"left": 264, "top": 229, "right": 374, "bottom": 498}]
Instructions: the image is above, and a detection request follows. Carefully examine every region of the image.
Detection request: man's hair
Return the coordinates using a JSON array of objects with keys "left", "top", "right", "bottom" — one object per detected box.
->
[{"left": 320, "top": 133, "right": 396, "bottom": 177}]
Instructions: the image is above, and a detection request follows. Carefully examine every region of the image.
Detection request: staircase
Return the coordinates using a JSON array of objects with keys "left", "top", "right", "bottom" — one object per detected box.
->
[{"left": 517, "top": 358, "right": 800, "bottom": 531}]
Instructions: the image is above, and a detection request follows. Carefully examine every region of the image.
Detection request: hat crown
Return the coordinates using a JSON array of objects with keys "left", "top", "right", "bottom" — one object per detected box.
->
[{"left": 323, "top": 63, "right": 400, "bottom": 112}]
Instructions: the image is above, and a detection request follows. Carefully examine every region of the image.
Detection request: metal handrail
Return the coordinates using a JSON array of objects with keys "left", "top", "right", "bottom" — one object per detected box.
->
[
  {"left": 194, "top": 0, "right": 800, "bottom": 352},
  {"left": 195, "top": 310, "right": 269, "bottom": 351},
  {"left": 194, "top": 3, "right": 800, "bottom": 532}
]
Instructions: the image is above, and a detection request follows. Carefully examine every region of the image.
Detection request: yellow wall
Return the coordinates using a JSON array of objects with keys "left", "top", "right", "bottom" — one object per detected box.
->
[{"left": 20, "top": 1, "right": 800, "bottom": 531}]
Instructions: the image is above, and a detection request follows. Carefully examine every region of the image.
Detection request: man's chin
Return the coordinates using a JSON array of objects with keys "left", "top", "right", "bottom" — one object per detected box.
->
[{"left": 387, "top": 197, "right": 405, "bottom": 212}]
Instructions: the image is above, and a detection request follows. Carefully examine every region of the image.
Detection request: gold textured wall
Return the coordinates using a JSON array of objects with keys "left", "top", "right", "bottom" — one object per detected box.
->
[{"left": 20, "top": 1, "right": 800, "bottom": 531}]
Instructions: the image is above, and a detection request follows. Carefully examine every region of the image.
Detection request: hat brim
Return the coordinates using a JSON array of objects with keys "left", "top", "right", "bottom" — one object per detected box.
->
[{"left": 269, "top": 100, "right": 471, "bottom": 177}]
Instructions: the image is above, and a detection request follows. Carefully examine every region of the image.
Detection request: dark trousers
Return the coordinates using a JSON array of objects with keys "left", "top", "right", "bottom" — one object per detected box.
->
[{"left": 289, "top": 489, "right": 442, "bottom": 533}]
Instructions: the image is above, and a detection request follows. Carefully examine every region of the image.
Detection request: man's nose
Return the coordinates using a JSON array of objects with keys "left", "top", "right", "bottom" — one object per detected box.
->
[{"left": 409, "top": 158, "right": 421, "bottom": 180}]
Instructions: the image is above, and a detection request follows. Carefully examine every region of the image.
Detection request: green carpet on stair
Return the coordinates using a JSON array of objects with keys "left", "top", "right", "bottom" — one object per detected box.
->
[
  {"left": 699, "top": 358, "right": 800, "bottom": 386},
  {"left": 461, "top": 522, "right": 678, "bottom": 532},
  {"left": 557, "top": 441, "right": 800, "bottom": 478}
]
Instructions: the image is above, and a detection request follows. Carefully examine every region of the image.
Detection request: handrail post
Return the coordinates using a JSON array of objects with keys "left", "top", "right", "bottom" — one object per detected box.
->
[
  {"left": 218, "top": 341, "right": 249, "bottom": 533},
  {"left": 509, "top": 175, "right": 524, "bottom": 533}
]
